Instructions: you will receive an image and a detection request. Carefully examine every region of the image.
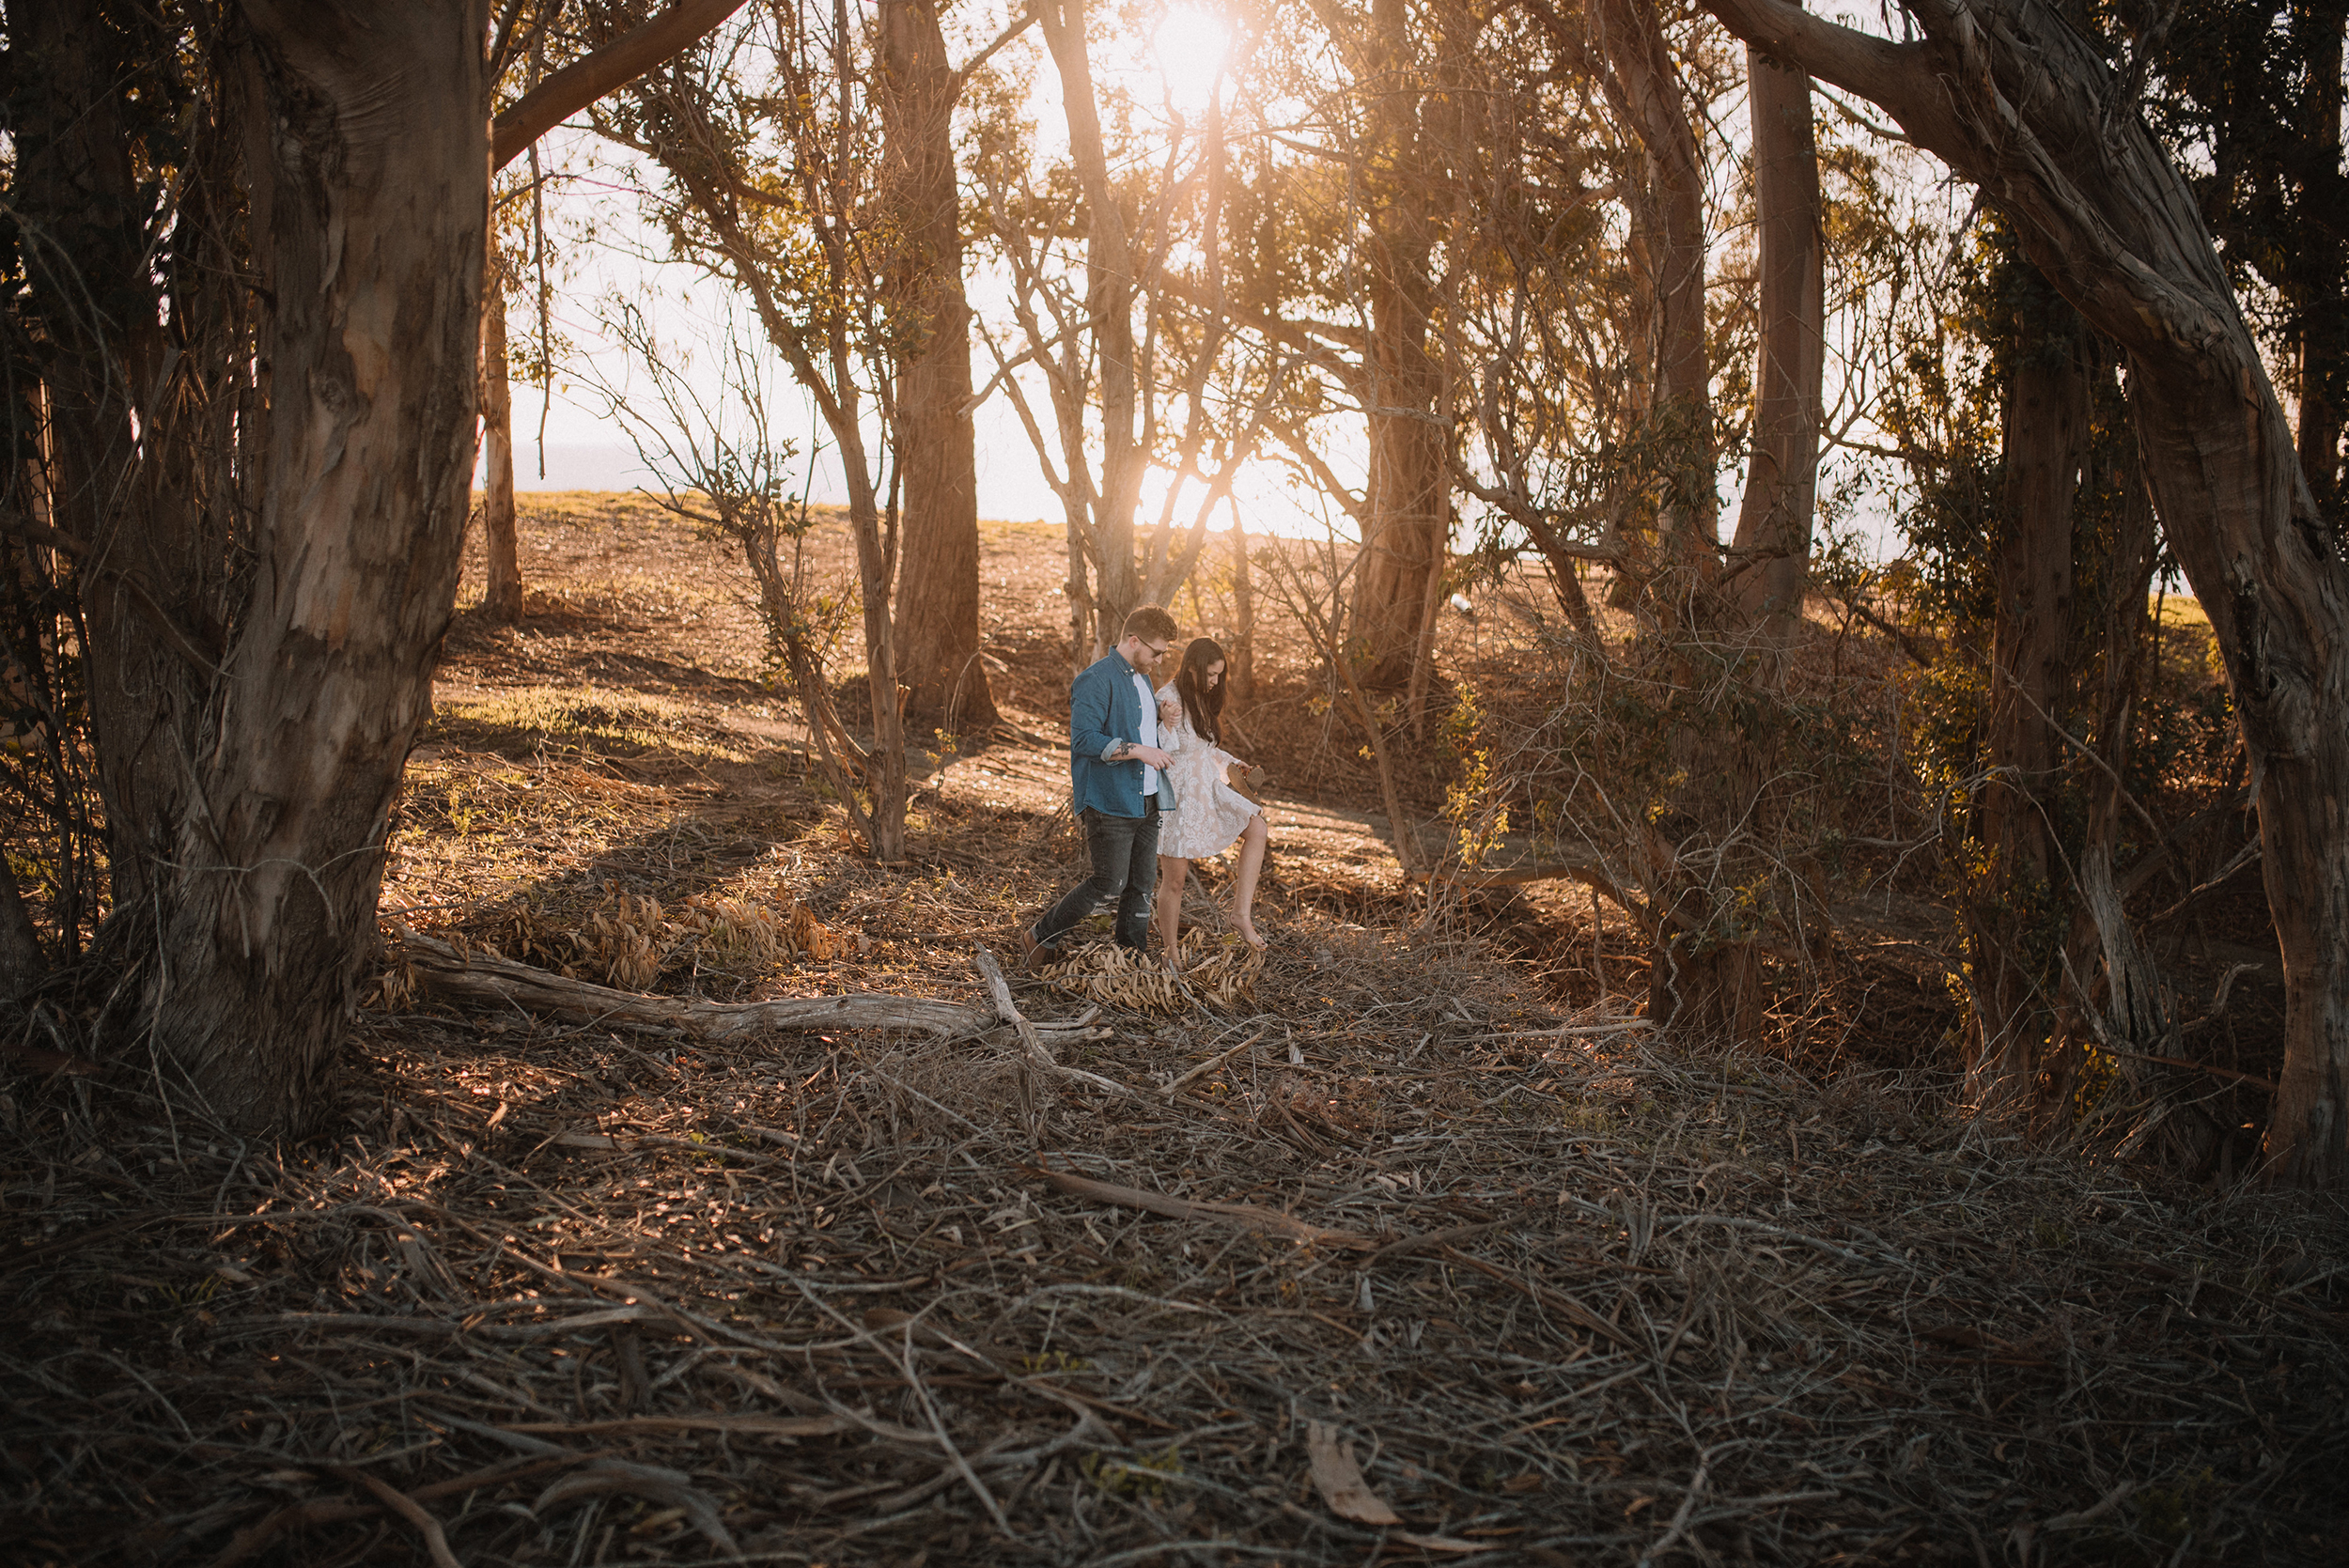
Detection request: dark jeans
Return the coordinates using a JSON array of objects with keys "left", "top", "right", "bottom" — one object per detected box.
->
[{"left": 1034, "top": 801, "right": 1161, "bottom": 951}]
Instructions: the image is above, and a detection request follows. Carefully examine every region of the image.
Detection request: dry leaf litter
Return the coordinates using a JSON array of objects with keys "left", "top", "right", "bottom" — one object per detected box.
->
[{"left": 6, "top": 907, "right": 2345, "bottom": 1567}]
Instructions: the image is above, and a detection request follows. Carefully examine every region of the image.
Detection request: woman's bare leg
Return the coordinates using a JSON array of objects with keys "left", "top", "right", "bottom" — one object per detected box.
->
[
  {"left": 1233, "top": 815, "right": 1269, "bottom": 950},
  {"left": 1154, "top": 855, "right": 1189, "bottom": 967}
]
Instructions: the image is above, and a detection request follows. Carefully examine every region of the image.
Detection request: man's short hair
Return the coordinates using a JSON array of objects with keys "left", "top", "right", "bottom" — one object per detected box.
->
[{"left": 1122, "top": 604, "right": 1178, "bottom": 644}]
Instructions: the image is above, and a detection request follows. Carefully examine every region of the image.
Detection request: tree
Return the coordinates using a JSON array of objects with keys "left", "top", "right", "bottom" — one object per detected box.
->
[
  {"left": 1442, "top": 2, "right": 1651, "bottom": 642},
  {"left": 1494, "top": 0, "right": 1821, "bottom": 1042},
  {"left": 2144, "top": 2, "right": 2348, "bottom": 528},
  {"left": 1584, "top": 0, "right": 1719, "bottom": 588},
  {"left": 599, "top": 0, "right": 923, "bottom": 860},
  {"left": 478, "top": 272, "right": 527, "bottom": 621},
  {"left": 1884, "top": 213, "right": 2200, "bottom": 1135},
  {"left": 1, "top": 0, "right": 754, "bottom": 1135},
  {"left": 876, "top": 0, "right": 999, "bottom": 732},
  {"left": 1446, "top": 1, "right": 1858, "bottom": 1047},
  {"left": 8, "top": 0, "right": 488, "bottom": 1131},
  {"left": 1342, "top": 0, "right": 1457, "bottom": 690},
  {"left": 1698, "top": 0, "right": 2349, "bottom": 1183},
  {"left": 1725, "top": 19, "right": 1825, "bottom": 662}
]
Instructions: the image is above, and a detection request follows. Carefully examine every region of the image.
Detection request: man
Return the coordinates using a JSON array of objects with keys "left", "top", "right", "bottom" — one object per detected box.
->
[{"left": 1021, "top": 605, "right": 1181, "bottom": 966}]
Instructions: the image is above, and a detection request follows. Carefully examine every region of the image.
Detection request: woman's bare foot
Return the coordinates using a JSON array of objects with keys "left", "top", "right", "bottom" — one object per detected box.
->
[{"left": 1237, "top": 921, "right": 1268, "bottom": 953}]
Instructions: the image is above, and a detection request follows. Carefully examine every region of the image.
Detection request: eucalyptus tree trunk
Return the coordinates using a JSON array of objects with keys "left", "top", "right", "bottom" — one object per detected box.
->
[
  {"left": 148, "top": 1, "right": 485, "bottom": 1130},
  {"left": 1591, "top": 0, "right": 1766, "bottom": 1042},
  {"left": 841, "top": 483, "right": 910, "bottom": 866},
  {"left": 480, "top": 282, "right": 525, "bottom": 622},
  {"left": 2065, "top": 444, "right": 2167, "bottom": 1128},
  {"left": 1968, "top": 313, "right": 2092, "bottom": 1117},
  {"left": 1641, "top": 19, "right": 1829, "bottom": 1044},
  {"left": 1727, "top": 30, "right": 1824, "bottom": 659},
  {"left": 1346, "top": 0, "right": 1448, "bottom": 690},
  {"left": 1037, "top": 0, "right": 1146, "bottom": 654},
  {"left": 1227, "top": 511, "right": 1256, "bottom": 704},
  {"left": 2290, "top": 2, "right": 2347, "bottom": 524},
  {"left": 17, "top": 1, "right": 489, "bottom": 1134},
  {"left": 1589, "top": 0, "right": 1715, "bottom": 579},
  {"left": 1702, "top": 0, "right": 2349, "bottom": 1186},
  {"left": 878, "top": 0, "right": 993, "bottom": 732}
]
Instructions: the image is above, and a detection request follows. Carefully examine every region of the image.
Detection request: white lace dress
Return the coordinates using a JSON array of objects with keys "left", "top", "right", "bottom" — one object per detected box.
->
[{"left": 1155, "top": 683, "right": 1262, "bottom": 862}]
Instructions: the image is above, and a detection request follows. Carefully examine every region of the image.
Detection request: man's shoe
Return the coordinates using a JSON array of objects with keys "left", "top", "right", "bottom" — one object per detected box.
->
[{"left": 1015, "top": 926, "right": 1057, "bottom": 971}]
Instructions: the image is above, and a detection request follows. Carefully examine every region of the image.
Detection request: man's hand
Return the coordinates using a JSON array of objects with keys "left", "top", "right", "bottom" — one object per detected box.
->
[{"left": 1128, "top": 744, "right": 1173, "bottom": 768}]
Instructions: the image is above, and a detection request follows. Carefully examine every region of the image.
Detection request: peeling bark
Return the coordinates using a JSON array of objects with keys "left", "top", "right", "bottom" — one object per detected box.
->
[
  {"left": 80, "top": 3, "right": 490, "bottom": 1133},
  {"left": 0, "top": 0, "right": 479, "bottom": 1126}
]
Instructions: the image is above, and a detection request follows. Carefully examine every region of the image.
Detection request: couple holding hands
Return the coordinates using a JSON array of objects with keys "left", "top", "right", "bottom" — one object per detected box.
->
[{"left": 1018, "top": 605, "right": 1271, "bottom": 971}]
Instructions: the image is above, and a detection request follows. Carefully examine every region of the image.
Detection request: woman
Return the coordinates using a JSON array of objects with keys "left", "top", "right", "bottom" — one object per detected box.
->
[{"left": 1153, "top": 637, "right": 1271, "bottom": 959}]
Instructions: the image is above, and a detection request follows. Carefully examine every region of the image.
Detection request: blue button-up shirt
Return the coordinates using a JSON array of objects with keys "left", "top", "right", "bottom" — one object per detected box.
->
[{"left": 1067, "top": 651, "right": 1176, "bottom": 817}]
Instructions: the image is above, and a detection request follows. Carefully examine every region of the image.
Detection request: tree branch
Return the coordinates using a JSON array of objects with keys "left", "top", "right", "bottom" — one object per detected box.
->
[{"left": 493, "top": 0, "right": 749, "bottom": 170}]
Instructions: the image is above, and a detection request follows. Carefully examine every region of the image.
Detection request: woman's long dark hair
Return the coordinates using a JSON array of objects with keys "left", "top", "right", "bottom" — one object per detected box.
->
[{"left": 1173, "top": 638, "right": 1228, "bottom": 745}]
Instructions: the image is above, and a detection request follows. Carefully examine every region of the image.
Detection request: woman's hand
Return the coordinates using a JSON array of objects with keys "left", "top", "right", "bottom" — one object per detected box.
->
[{"left": 1157, "top": 696, "right": 1183, "bottom": 729}]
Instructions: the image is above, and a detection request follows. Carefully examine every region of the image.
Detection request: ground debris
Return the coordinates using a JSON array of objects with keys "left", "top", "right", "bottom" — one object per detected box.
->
[
  {"left": 5, "top": 506, "right": 2341, "bottom": 1567},
  {"left": 7, "top": 962, "right": 2345, "bottom": 1565}
]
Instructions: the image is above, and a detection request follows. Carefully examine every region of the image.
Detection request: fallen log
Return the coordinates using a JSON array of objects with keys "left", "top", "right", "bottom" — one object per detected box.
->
[{"left": 387, "top": 930, "right": 1100, "bottom": 1048}]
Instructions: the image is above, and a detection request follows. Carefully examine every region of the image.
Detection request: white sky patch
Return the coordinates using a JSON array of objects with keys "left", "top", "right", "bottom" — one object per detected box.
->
[{"left": 1151, "top": 4, "right": 1234, "bottom": 116}]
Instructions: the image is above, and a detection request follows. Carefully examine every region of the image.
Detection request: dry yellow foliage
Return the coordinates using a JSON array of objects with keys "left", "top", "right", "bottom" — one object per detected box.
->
[{"left": 1041, "top": 927, "right": 1263, "bottom": 1013}]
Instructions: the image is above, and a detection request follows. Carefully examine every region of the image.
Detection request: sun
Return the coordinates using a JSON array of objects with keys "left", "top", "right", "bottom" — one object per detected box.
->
[{"left": 1151, "top": 4, "right": 1234, "bottom": 116}]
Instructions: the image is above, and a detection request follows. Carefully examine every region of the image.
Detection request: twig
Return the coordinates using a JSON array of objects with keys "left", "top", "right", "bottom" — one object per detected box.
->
[
  {"left": 2094, "top": 1045, "right": 2277, "bottom": 1094},
  {"left": 1160, "top": 1027, "right": 1267, "bottom": 1096},
  {"left": 1436, "top": 1245, "right": 1641, "bottom": 1351},
  {"left": 974, "top": 946, "right": 1142, "bottom": 1098},
  {"left": 2144, "top": 838, "right": 2262, "bottom": 928},
  {"left": 896, "top": 1331, "right": 1016, "bottom": 1536},
  {"left": 326, "top": 1467, "right": 462, "bottom": 1568},
  {"left": 2040, "top": 1479, "right": 2137, "bottom": 1530},
  {"left": 1637, "top": 1458, "right": 1707, "bottom": 1568},
  {"left": 1029, "top": 1162, "right": 1375, "bottom": 1250}
]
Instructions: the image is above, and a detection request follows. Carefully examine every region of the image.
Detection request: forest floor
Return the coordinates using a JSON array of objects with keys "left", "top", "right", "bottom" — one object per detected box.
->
[{"left": 4, "top": 496, "right": 2346, "bottom": 1567}]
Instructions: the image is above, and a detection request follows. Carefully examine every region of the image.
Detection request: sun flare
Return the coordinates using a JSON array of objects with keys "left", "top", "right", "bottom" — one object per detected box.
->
[{"left": 1152, "top": 4, "right": 1234, "bottom": 115}]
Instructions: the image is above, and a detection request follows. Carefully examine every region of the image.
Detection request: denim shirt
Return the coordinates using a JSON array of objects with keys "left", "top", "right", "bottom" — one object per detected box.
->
[{"left": 1067, "top": 651, "right": 1178, "bottom": 817}]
